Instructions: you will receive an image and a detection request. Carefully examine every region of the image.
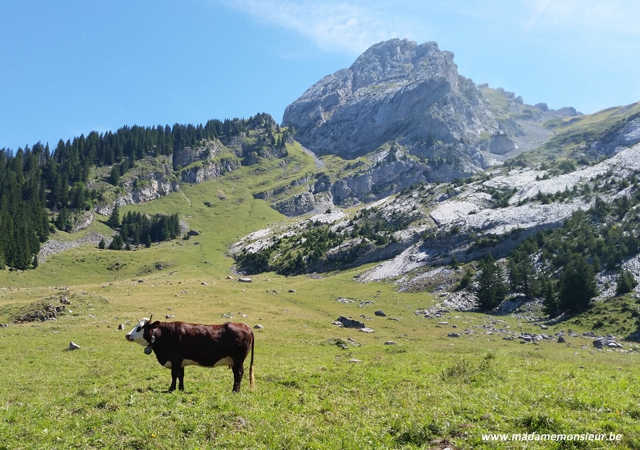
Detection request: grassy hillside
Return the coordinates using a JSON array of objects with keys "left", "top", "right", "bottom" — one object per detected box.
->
[{"left": 2, "top": 138, "right": 640, "bottom": 448}]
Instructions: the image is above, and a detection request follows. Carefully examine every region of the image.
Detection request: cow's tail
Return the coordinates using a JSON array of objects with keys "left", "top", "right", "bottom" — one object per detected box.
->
[{"left": 249, "top": 329, "right": 255, "bottom": 390}]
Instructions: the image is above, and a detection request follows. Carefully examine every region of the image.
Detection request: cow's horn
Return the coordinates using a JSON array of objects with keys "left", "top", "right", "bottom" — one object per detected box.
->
[
  {"left": 148, "top": 314, "right": 153, "bottom": 323},
  {"left": 136, "top": 317, "right": 141, "bottom": 323}
]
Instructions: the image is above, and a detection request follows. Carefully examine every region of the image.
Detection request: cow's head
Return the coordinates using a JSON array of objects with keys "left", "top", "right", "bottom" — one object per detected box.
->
[{"left": 125, "top": 315, "right": 156, "bottom": 346}]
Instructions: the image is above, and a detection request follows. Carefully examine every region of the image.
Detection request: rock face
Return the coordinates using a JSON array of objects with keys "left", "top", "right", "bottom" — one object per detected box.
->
[
  {"left": 173, "top": 141, "right": 219, "bottom": 168},
  {"left": 283, "top": 39, "right": 500, "bottom": 162},
  {"left": 180, "top": 157, "right": 240, "bottom": 183},
  {"left": 175, "top": 140, "right": 240, "bottom": 184},
  {"left": 118, "top": 172, "right": 180, "bottom": 207},
  {"left": 592, "top": 112, "right": 640, "bottom": 156}
]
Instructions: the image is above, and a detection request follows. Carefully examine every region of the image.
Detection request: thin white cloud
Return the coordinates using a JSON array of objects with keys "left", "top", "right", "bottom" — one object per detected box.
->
[
  {"left": 215, "top": 0, "right": 640, "bottom": 52},
  {"left": 523, "top": 0, "right": 551, "bottom": 32},
  {"left": 213, "top": 0, "right": 421, "bottom": 56},
  {"left": 523, "top": 0, "right": 640, "bottom": 36}
]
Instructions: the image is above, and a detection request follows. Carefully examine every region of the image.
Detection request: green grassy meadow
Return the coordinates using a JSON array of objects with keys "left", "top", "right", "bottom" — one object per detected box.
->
[{"left": 2, "top": 145, "right": 640, "bottom": 448}]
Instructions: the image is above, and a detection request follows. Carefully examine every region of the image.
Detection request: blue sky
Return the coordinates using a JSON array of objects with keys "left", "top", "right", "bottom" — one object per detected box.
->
[{"left": 2, "top": 0, "right": 639, "bottom": 151}]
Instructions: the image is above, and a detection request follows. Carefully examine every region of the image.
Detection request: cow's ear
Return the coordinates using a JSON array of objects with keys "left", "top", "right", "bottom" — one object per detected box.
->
[{"left": 150, "top": 327, "right": 159, "bottom": 344}]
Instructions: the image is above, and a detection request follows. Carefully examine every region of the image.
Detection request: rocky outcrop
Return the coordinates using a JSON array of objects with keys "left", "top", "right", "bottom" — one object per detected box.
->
[
  {"left": 70, "top": 211, "right": 94, "bottom": 233},
  {"left": 489, "top": 134, "right": 517, "bottom": 155},
  {"left": 329, "top": 158, "right": 430, "bottom": 204},
  {"left": 283, "top": 39, "right": 500, "bottom": 164},
  {"left": 180, "top": 157, "right": 240, "bottom": 183},
  {"left": 38, "top": 230, "right": 107, "bottom": 263},
  {"left": 120, "top": 174, "right": 179, "bottom": 206},
  {"left": 273, "top": 191, "right": 316, "bottom": 216},
  {"left": 591, "top": 112, "right": 640, "bottom": 156},
  {"left": 173, "top": 141, "right": 219, "bottom": 169},
  {"left": 272, "top": 190, "right": 335, "bottom": 216}
]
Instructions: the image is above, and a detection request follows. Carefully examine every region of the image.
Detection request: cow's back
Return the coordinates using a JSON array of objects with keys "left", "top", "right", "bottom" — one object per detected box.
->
[{"left": 153, "top": 321, "right": 253, "bottom": 367}]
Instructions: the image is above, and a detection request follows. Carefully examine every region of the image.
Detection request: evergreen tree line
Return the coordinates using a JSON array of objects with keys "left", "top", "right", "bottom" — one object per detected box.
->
[
  {"left": 49, "top": 118, "right": 250, "bottom": 186},
  {"left": 102, "top": 206, "right": 180, "bottom": 250},
  {"left": 475, "top": 191, "right": 640, "bottom": 314},
  {"left": 0, "top": 147, "right": 49, "bottom": 269}
]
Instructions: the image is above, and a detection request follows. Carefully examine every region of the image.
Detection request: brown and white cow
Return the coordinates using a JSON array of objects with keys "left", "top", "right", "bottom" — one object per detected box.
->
[{"left": 126, "top": 316, "right": 255, "bottom": 393}]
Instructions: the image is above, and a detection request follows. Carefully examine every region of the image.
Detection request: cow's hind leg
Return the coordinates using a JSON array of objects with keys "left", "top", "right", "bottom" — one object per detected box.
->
[
  {"left": 178, "top": 367, "right": 185, "bottom": 391},
  {"left": 232, "top": 363, "right": 244, "bottom": 393}
]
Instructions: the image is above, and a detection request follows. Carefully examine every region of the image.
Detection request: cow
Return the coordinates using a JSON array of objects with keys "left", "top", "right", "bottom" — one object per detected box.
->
[{"left": 125, "top": 315, "right": 255, "bottom": 393}]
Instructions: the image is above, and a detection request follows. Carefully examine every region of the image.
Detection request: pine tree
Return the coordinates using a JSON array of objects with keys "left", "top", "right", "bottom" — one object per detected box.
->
[
  {"left": 558, "top": 253, "right": 598, "bottom": 311},
  {"left": 108, "top": 234, "right": 124, "bottom": 250},
  {"left": 107, "top": 204, "right": 120, "bottom": 229},
  {"left": 616, "top": 269, "right": 638, "bottom": 295},
  {"left": 507, "top": 251, "right": 538, "bottom": 298},
  {"left": 541, "top": 279, "right": 558, "bottom": 316},
  {"left": 109, "top": 164, "right": 120, "bottom": 185},
  {"left": 54, "top": 208, "right": 72, "bottom": 232},
  {"left": 98, "top": 238, "right": 106, "bottom": 249},
  {"left": 476, "top": 254, "right": 507, "bottom": 311}
]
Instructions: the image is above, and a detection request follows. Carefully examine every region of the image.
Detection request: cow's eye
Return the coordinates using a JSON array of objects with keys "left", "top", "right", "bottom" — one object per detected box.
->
[{"left": 136, "top": 326, "right": 142, "bottom": 333}]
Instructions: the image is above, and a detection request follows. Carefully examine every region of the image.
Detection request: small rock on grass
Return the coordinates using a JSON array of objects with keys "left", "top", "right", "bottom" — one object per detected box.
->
[
  {"left": 235, "top": 417, "right": 248, "bottom": 429},
  {"left": 64, "top": 341, "right": 80, "bottom": 351}
]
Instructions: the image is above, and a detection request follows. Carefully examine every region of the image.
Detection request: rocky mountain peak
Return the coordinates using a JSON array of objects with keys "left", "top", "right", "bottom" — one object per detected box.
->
[
  {"left": 348, "top": 39, "right": 453, "bottom": 90},
  {"left": 282, "top": 38, "right": 498, "bottom": 166}
]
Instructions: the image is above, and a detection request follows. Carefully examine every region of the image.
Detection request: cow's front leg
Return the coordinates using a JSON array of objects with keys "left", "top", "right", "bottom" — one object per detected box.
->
[
  {"left": 169, "top": 361, "right": 183, "bottom": 392},
  {"left": 232, "top": 363, "right": 244, "bottom": 393}
]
